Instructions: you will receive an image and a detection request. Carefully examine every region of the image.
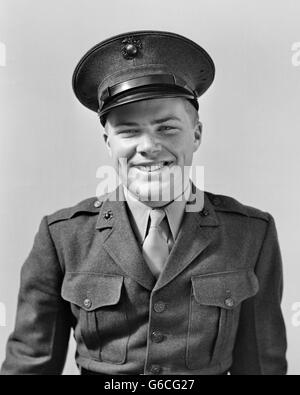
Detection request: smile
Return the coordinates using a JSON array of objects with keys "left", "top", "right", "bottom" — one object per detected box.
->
[{"left": 134, "top": 161, "right": 174, "bottom": 173}]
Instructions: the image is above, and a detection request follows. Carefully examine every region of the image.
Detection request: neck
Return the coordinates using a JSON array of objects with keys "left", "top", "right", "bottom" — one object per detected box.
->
[{"left": 123, "top": 180, "right": 191, "bottom": 208}]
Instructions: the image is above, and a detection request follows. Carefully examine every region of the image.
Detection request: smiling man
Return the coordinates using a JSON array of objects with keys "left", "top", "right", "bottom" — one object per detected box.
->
[
  {"left": 104, "top": 97, "right": 201, "bottom": 206},
  {"left": 1, "top": 31, "right": 287, "bottom": 375}
]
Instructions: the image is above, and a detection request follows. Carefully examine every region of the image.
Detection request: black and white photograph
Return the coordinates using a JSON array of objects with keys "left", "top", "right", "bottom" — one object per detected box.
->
[{"left": 0, "top": 0, "right": 299, "bottom": 378}]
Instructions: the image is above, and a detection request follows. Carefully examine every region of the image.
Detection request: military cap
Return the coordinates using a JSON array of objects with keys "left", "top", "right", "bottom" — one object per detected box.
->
[{"left": 72, "top": 30, "right": 215, "bottom": 124}]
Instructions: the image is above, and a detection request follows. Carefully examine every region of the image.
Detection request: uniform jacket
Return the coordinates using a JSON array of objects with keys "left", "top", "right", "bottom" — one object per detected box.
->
[{"left": 1, "top": 187, "right": 287, "bottom": 375}]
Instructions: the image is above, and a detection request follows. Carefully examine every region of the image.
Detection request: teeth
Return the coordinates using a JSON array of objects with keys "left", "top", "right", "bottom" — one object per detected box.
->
[{"left": 138, "top": 162, "right": 169, "bottom": 172}]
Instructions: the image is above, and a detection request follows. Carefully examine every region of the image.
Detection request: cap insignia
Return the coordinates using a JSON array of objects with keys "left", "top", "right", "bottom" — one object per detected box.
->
[{"left": 121, "top": 37, "right": 142, "bottom": 60}]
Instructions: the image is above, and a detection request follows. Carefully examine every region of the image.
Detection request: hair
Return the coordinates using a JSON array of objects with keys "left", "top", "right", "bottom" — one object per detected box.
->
[{"left": 183, "top": 98, "right": 200, "bottom": 127}]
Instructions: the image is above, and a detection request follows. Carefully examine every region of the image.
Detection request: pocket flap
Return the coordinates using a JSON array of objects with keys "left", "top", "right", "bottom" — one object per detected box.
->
[
  {"left": 191, "top": 270, "right": 259, "bottom": 309},
  {"left": 62, "top": 272, "right": 123, "bottom": 311}
]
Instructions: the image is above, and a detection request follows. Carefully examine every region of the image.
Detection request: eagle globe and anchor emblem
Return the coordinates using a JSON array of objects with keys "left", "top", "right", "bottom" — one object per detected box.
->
[{"left": 121, "top": 37, "right": 143, "bottom": 60}]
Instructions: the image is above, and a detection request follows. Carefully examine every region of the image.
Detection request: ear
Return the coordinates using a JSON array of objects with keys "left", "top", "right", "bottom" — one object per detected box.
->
[
  {"left": 193, "top": 121, "right": 202, "bottom": 152},
  {"left": 103, "top": 130, "right": 112, "bottom": 157}
]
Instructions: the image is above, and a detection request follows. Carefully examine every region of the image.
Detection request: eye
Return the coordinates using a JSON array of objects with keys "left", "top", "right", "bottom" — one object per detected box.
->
[
  {"left": 158, "top": 125, "right": 175, "bottom": 132},
  {"left": 117, "top": 129, "right": 138, "bottom": 137},
  {"left": 158, "top": 125, "right": 179, "bottom": 134}
]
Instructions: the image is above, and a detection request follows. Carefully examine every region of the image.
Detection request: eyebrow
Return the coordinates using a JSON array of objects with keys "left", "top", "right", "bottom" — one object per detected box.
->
[
  {"left": 113, "top": 116, "right": 182, "bottom": 128},
  {"left": 151, "top": 116, "right": 182, "bottom": 125}
]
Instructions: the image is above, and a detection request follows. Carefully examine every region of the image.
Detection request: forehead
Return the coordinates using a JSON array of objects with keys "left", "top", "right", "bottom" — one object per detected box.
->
[{"left": 106, "top": 97, "right": 189, "bottom": 127}]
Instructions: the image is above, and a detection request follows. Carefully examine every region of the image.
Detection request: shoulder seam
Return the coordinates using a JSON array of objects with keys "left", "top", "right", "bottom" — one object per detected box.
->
[
  {"left": 47, "top": 197, "right": 103, "bottom": 226},
  {"left": 205, "top": 191, "right": 270, "bottom": 222},
  {"left": 214, "top": 206, "right": 270, "bottom": 222}
]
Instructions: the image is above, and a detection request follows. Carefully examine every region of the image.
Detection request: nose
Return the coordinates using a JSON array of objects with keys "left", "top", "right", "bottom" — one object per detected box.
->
[{"left": 136, "top": 133, "right": 162, "bottom": 155}]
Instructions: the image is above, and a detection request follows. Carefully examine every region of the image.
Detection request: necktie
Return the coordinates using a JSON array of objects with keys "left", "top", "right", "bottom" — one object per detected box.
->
[{"left": 142, "top": 209, "right": 169, "bottom": 278}]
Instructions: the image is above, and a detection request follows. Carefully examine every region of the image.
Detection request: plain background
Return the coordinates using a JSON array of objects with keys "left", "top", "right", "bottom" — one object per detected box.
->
[{"left": 0, "top": 0, "right": 299, "bottom": 375}]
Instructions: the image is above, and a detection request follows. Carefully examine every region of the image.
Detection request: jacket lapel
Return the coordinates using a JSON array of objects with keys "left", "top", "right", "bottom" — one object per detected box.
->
[
  {"left": 154, "top": 188, "right": 220, "bottom": 291},
  {"left": 95, "top": 185, "right": 220, "bottom": 292},
  {"left": 96, "top": 187, "right": 156, "bottom": 291}
]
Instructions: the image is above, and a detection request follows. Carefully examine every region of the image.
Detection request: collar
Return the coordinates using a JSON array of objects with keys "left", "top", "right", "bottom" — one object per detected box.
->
[{"left": 123, "top": 181, "right": 197, "bottom": 243}]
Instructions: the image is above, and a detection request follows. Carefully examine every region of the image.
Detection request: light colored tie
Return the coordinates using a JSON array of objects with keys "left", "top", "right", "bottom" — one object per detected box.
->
[{"left": 142, "top": 209, "right": 169, "bottom": 278}]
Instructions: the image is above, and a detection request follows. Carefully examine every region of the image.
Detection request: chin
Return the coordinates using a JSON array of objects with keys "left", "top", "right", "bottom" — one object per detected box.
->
[{"left": 128, "top": 180, "right": 184, "bottom": 204}]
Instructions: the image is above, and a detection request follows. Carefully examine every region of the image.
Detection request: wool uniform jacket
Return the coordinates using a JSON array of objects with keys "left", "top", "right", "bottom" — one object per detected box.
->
[{"left": 1, "top": 187, "right": 287, "bottom": 375}]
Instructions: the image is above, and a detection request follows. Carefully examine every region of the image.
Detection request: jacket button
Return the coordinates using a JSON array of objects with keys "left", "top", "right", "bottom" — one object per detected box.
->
[
  {"left": 225, "top": 297, "right": 234, "bottom": 308},
  {"left": 153, "top": 301, "right": 166, "bottom": 313},
  {"left": 201, "top": 208, "right": 209, "bottom": 216},
  {"left": 94, "top": 200, "right": 101, "bottom": 208},
  {"left": 150, "top": 365, "right": 161, "bottom": 374},
  {"left": 83, "top": 298, "right": 92, "bottom": 309},
  {"left": 151, "top": 331, "right": 164, "bottom": 343}
]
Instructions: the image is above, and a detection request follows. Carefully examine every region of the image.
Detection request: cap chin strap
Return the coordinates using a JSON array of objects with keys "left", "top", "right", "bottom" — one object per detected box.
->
[
  {"left": 99, "top": 74, "right": 194, "bottom": 102},
  {"left": 98, "top": 73, "right": 198, "bottom": 115},
  {"left": 98, "top": 96, "right": 198, "bottom": 127}
]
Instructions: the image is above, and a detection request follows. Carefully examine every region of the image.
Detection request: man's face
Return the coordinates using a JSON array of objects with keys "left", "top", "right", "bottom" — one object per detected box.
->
[{"left": 103, "top": 97, "right": 202, "bottom": 207}]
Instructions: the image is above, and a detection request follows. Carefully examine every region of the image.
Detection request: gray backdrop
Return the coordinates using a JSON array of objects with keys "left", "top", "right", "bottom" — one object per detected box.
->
[{"left": 0, "top": 0, "right": 299, "bottom": 374}]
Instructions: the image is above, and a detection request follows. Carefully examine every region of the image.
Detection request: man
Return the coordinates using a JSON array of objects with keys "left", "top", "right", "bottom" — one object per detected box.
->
[{"left": 1, "top": 31, "right": 287, "bottom": 375}]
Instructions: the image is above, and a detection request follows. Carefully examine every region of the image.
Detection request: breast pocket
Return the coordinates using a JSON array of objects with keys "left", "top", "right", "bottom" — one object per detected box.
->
[
  {"left": 186, "top": 269, "right": 259, "bottom": 370},
  {"left": 62, "top": 272, "right": 129, "bottom": 364}
]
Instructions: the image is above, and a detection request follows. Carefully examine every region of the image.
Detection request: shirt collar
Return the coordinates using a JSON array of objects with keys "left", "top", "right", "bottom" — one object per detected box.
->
[{"left": 123, "top": 181, "right": 192, "bottom": 243}]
